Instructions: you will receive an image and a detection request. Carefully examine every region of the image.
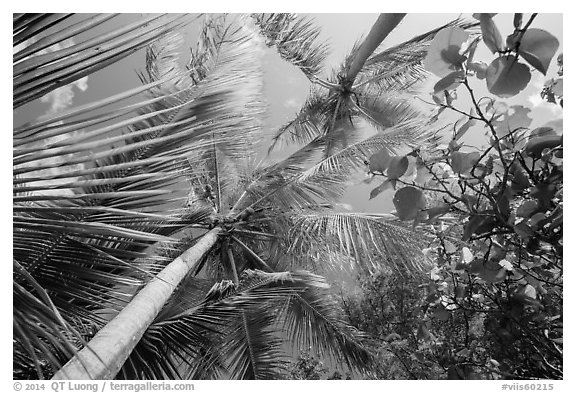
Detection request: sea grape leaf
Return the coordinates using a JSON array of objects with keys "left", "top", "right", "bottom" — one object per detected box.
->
[
  {"left": 450, "top": 151, "right": 481, "bottom": 175},
  {"left": 393, "top": 186, "right": 426, "bottom": 221},
  {"left": 369, "top": 179, "right": 393, "bottom": 200},
  {"left": 529, "top": 126, "right": 556, "bottom": 139},
  {"left": 516, "top": 200, "right": 539, "bottom": 218},
  {"left": 417, "top": 322, "right": 434, "bottom": 341},
  {"left": 552, "top": 78, "right": 563, "bottom": 97},
  {"left": 468, "top": 61, "right": 488, "bottom": 79},
  {"left": 423, "top": 27, "right": 469, "bottom": 77},
  {"left": 509, "top": 161, "right": 532, "bottom": 193},
  {"left": 387, "top": 156, "right": 409, "bottom": 180},
  {"left": 433, "top": 304, "right": 450, "bottom": 321},
  {"left": 523, "top": 135, "right": 562, "bottom": 158},
  {"left": 513, "top": 13, "right": 523, "bottom": 29},
  {"left": 455, "top": 284, "right": 466, "bottom": 299},
  {"left": 479, "top": 259, "right": 507, "bottom": 283},
  {"left": 426, "top": 204, "right": 451, "bottom": 222},
  {"left": 486, "top": 56, "right": 531, "bottom": 97},
  {"left": 493, "top": 105, "right": 532, "bottom": 137},
  {"left": 465, "top": 37, "right": 481, "bottom": 66},
  {"left": 479, "top": 13, "right": 504, "bottom": 54},
  {"left": 433, "top": 70, "right": 464, "bottom": 95},
  {"left": 369, "top": 149, "right": 391, "bottom": 173},
  {"left": 463, "top": 214, "right": 486, "bottom": 241},
  {"left": 518, "top": 28, "right": 560, "bottom": 75}
]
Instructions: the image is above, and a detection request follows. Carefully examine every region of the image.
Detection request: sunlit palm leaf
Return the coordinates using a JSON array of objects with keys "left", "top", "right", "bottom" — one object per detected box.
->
[
  {"left": 297, "top": 119, "right": 442, "bottom": 181},
  {"left": 13, "top": 13, "right": 196, "bottom": 108},
  {"left": 289, "top": 212, "right": 432, "bottom": 273},
  {"left": 251, "top": 13, "right": 330, "bottom": 79},
  {"left": 357, "top": 18, "right": 479, "bottom": 90}
]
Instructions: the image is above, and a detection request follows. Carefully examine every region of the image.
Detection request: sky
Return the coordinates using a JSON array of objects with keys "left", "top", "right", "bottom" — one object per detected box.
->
[{"left": 14, "top": 12, "right": 562, "bottom": 215}]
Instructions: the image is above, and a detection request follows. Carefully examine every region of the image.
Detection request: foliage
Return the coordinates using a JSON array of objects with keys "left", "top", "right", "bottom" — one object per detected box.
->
[
  {"left": 285, "top": 349, "right": 352, "bottom": 380},
  {"left": 366, "top": 13, "right": 562, "bottom": 379}
]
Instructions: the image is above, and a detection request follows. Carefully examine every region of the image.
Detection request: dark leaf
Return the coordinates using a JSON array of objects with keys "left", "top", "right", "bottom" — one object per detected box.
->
[
  {"left": 369, "top": 179, "right": 393, "bottom": 200},
  {"left": 462, "top": 214, "right": 486, "bottom": 241},
  {"left": 450, "top": 151, "right": 480, "bottom": 175},
  {"left": 433, "top": 304, "right": 450, "bottom": 321},
  {"left": 468, "top": 61, "right": 488, "bottom": 79},
  {"left": 523, "top": 135, "right": 562, "bottom": 158},
  {"left": 454, "top": 117, "right": 477, "bottom": 141},
  {"left": 478, "top": 260, "right": 507, "bottom": 283},
  {"left": 518, "top": 29, "right": 560, "bottom": 75},
  {"left": 368, "top": 149, "right": 392, "bottom": 173},
  {"left": 433, "top": 70, "right": 464, "bottom": 95},
  {"left": 486, "top": 56, "right": 531, "bottom": 98},
  {"left": 387, "top": 156, "right": 409, "bottom": 180},
  {"left": 479, "top": 14, "right": 504, "bottom": 54},
  {"left": 393, "top": 186, "right": 426, "bottom": 221},
  {"left": 513, "top": 14, "right": 523, "bottom": 29}
]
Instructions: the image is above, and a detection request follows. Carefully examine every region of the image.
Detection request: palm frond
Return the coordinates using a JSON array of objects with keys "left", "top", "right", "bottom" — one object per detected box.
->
[
  {"left": 251, "top": 13, "right": 330, "bottom": 79},
  {"left": 268, "top": 87, "right": 335, "bottom": 152},
  {"left": 13, "top": 13, "right": 196, "bottom": 108},
  {"left": 354, "top": 90, "right": 426, "bottom": 131},
  {"left": 288, "top": 212, "right": 432, "bottom": 274},
  {"left": 297, "top": 119, "right": 442, "bottom": 181},
  {"left": 279, "top": 273, "right": 374, "bottom": 374},
  {"left": 356, "top": 18, "right": 479, "bottom": 90}
]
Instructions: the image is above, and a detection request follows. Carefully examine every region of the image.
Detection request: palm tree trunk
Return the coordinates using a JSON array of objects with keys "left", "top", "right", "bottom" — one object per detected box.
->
[
  {"left": 52, "top": 227, "right": 223, "bottom": 380},
  {"left": 345, "top": 13, "right": 406, "bottom": 84}
]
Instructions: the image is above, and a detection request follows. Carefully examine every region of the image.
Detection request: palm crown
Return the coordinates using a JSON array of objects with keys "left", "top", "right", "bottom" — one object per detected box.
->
[{"left": 14, "top": 13, "right": 472, "bottom": 380}]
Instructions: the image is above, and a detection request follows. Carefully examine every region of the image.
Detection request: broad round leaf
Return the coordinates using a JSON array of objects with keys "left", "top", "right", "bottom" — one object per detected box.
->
[
  {"left": 423, "top": 27, "right": 469, "bottom": 78},
  {"left": 486, "top": 56, "right": 531, "bottom": 98},
  {"left": 516, "top": 200, "right": 539, "bottom": 218},
  {"left": 433, "top": 70, "right": 464, "bottom": 95},
  {"left": 478, "top": 259, "right": 507, "bottom": 283},
  {"left": 468, "top": 61, "right": 488, "bottom": 79},
  {"left": 454, "top": 118, "right": 477, "bottom": 141},
  {"left": 529, "top": 126, "right": 556, "bottom": 139},
  {"left": 387, "top": 156, "right": 409, "bottom": 180},
  {"left": 368, "top": 149, "right": 391, "bottom": 173},
  {"left": 393, "top": 186, "right": 426, "bottom": 221},
  {"left": 523, "top": 135, "right": 562, "bottom": 158},
  {"left": 518, "top": 28, "right": 560, "bottom": 75},
  {"left": 493, "top": 105, "right": 532, "bottom": 137},
  {"left": 369, "top": 179, "right": 392, "bottom": 200},
  {"left": 479, "top": 14, "right": 504, "bottom": 54},
  {"left": 450, "top": 151, "right": 480, "bottom": 175}
]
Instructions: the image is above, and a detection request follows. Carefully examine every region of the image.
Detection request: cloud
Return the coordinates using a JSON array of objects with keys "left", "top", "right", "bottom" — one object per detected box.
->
[
  {"left": 17, "top": 37, "right": 90, "bottom": 115},
  {"left": 526, "top": 92, "right": 562, "bottom": 117},
  {"left": 40, "top": 76, "right": 89, "bottom": 115}
]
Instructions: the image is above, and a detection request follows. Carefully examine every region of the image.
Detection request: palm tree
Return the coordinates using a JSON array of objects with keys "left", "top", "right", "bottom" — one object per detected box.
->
[
  {"left": 253, "top": 13, "right": 476, "bottom": 166},
  {"left": 15, "top": 13, "right": 441, "bottom": 380}
]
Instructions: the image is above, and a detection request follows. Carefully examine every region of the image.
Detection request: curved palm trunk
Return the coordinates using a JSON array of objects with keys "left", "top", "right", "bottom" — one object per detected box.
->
[
  {"left": 345, "top": 13, "right": 406, "bottom": 84},
  {"left": 52, "top": 227, "right": 222, "bottom": 380}
]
